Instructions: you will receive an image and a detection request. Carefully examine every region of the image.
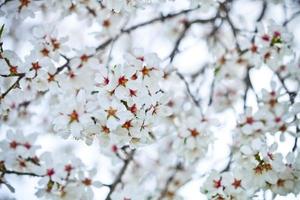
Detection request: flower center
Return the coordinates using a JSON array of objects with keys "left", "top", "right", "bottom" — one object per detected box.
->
[
  {"left": 41, "top": 48, "right": 50, "bottom": 57},
  {"left": 122, "top": 120, "right": 133, "bottom": 130},
  {"left": 118, "top": 76, "right": 128, "bottom": 87},
  {"left": 231, "top": 178, "right": 242, "bottom": 189},
  {"left": 189, "top": 128, "right": 200, "bottom": 137},
  {"left": 47, "top": 168, "right": 55, "bottom": 177},
  {"left": 69, "top": 110, "right": 79, "bottom": 123},
  {"left": 82, "top": 178, "right": 92, "bottom": 186},
  {"left": 9, "top": 66, "right": 18, "bottom": 75},
  {"left": 105, "top": 107, "right": 117, "bottom": 118},
  {"left": 101, "top": 125, "right": 110, "bottom": 134},
  {"left": 213, "top": 178, "right": 222, "bottom": 189}
]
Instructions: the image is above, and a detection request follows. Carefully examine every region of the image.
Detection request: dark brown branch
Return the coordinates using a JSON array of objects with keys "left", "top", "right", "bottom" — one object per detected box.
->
[
  {"left": 206, "top": 20, "right": 223, "bottom": 107},
  {"left": 176, "top": 71, "right": 203, "bottom": 116},
  {"left": 208, "top": 77, "right": 215, "bottom": 106},
  {"left": 95, "top": 38, "right": 114, "bottom": 52},
  {"left": 1, "top": 169, "right": 43, "bottom": 177},
  {"left": 105, "top": 149, "right": 135, "bottom": 200},
  {"left": 0, "top": 0, "right": 13, "bottom": 8},
  {"left": 283, "top": 10, "right": 300, "bottom": 26},
  {"left": 158, "top": 174, "right": 176, "bottom": 200},
  {"left": 219, "top": 150, "right": 233, "bottom": 174},
  {"left": 95, "top": 7, "right": 200, "bottom": 52},
  {"left": 123, "top": 7, "right": 200, "bottom": 33},
  {"left": 243, "top": 0, "right": 267, "bottom": 109},
  {"left": 276, "top": 72, "right": 296, "bottom": 104},
  {"left": 169, "top": 23, "right": 191, "bottom": 62},
  {"left": 274, "top": 72, "right": 298, "bottom": 152},
  {"left": 157, "top": 162, "right": 182, "bottom": 200},
  {"left": 169, "top": 16, "right": 219, "bottom": 62},
  {"left": 221, "top": 2, "right": 241, "bottom": 52},
  {"left": 0, "top": 180, "right": 15, "bottom": 193},
  {"left": 243, "top": 66, "right": 258, "bottom": 110},
  {"left": 167, "top": 16, "right": 218, "bottom": 113},
  {"left": 0, "top": 73, "right": 25, "bottom": 100},
  {"left": 256, "top": 0, "right": 267, "bottom": 23},
  {"left": 292, "top": 127, "right": 299, "bottom": 152},
  {"left": 251, "top": 0, "right": 268, "bottom": 43},
  {"left": 0, "top": 73, "right": 24, "bottom": 77},
  {"left": 54, "top": 60, "right": 69, "bottom": 76}
]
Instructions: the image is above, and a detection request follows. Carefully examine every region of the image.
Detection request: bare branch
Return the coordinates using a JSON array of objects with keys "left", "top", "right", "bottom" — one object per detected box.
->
[
  {"left": 157, "top": 162, "right": 183, "bottom": 200},
  {"left": 95, "top": 7, "right": 200, "bottom": 52},
  {"left": 3, "top": 170, "right": 43, "bottom": 177},
  {"left": 105, "top": 149, "right": 135, "bottom": 200},
  {"left": 292, "top": 128, "right": 299, "bottom": 152},
  {"left": 0, "top": 73, "right": 25, "bottom": 100},
  {"left": 283, "top": 10, "right": 300, "bottom": 26}
]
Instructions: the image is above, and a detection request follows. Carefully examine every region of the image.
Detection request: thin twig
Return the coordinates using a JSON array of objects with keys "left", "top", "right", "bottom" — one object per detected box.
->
[
  {"left": 0, "top": 0, "right": 13, "bottom": 8},
  {"left": 167, "top": 15, "right": 218, "bottom": 114},
  {"left": 208, "top": 77, "right": 215, "bottom": 106},
  {"left": 169, "top": 23, "right": 191, "bottom": 62},
  {"left": 176, "top": 71, "right": 203, "bottom": 116},
  {"left": 243, "top": 0, "right": 267, "bottom": 109},
  {"left": 95, "top": 7, "right": 200, "bottom": 52},
  {"left": 292, "top": 129, "right": 298, "bottom": 152},
  {"left": 283, "top": 10, "right": 300, "bottom": 26},
  {"left": 275, "top": 72, "right": 298, "bottom": 152},
  {"left": 1, "top": 169, "right": 43, "bottom": 177},
  {"left": 1, "top": 73, "right": 25, "bottom": 100},
  {"left": 157, "top": 162, "right": 182, "bottom": 200},
  {"left": 220, "top": 2, "right": 241, "bottom": 51}
]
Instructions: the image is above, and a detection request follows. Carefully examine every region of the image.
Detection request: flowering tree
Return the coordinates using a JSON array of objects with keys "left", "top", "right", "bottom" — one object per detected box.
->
[{"left": 0, "top": 0, "right": 300, "bottom": 199}]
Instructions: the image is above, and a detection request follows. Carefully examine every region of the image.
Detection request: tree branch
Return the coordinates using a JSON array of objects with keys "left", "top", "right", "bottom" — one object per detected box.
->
[
  {"left": 283, "top": 10, "right": 300, "bottom": 26},
  {"left": 105, "top": 149, "right": 135, "bottom": 200},
  {"left": 157, "top": 162, "right": 183, "bottom": 200},
  {"left": 166, "top": 14, "right": 219, "bottom": 113},
  {"left": 0, "top": 73, "right": 25, "bottom": 100},
  {"left": 3, "top": 170, "right": 43, "bottom": 177},
  {"left": 292, "top": 127, "right": 299, "bottom": 152},
  {"left": 95, "top": 7, "right": 200, "bottom": 52}
]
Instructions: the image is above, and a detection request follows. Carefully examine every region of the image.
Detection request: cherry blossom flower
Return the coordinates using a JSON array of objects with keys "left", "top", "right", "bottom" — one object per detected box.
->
[{"left": 53, "top": 90, "right": 93, "bottom": 138}]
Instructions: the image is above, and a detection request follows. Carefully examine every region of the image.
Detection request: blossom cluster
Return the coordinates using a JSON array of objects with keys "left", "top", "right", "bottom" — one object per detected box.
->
[
  {"left": 202, "top": 141, "right": 300, "bottom": 199},
  {"left": 0, "top": 130, "right": 101, "bottom": 200},
  {"left": 52, "top": 49, "right": 171, "bottom": 147},
  {"left": 211, "top": 49, "right": 246, "bottom": 112},
  {"left": 201, "top": 21, "right": 300, "bottom": 199}
]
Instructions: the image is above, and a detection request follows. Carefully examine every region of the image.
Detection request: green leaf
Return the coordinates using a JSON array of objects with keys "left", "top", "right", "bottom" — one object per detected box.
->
[
  {"left": 271, "top": 36, "right": 282, "bottom": 46},
  {"left": 184, "top": 137, "right": 187, "bottom": 144},
  {"left": 214, "top": 65, "right": 221, "bottom": 76}
]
